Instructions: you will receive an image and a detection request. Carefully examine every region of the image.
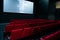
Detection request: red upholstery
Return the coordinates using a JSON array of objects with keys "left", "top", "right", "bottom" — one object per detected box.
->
[
  {"left": 41, "top": 30, "right": 60, "bottom": 40},
  {"left": 5, "top": 21, "right": 54, "bottom": 32},
  {"left": 33, "top": 23, "right": 59, "bottom": 36},
  {"left": 47, "top": 20, "right": 55, "bottom": 23},
  {"left": 10, "top": 29, "right": 23, "bottom": 40},
  {"left": 21, "top": 27, "right": 33, "bottom": 38},
  {"left": 5, "top": 22, "right": 45, "bottom": 33},
  {"left": 10, "top": 19, "right": 47, "bottom": 24},
  {"left": 9, "top": 19, "right": 55, "bottom": 25},
  {"left": 5, "top": 20, "right": 55, "bottom": 33},
  {"left": 32, "top": 26, "right": 41, "bottom": 35},
  {"left": 10, "top": 23, "right": 59, "bottom": 40},
  {"left": 4, "top": 19, "right": 60, "bottom": 40},
  {"left": 10, "top": 27, "right": 33, "bottom": 40},
  {"left": 5, "top": 23, "right": 28, "bottom": 33},
  {"left": 5, "top": 24, "right": 14, "bottom": 33},
  {"left": 36, "top": 26, "right": 41, "bottom": 33},
  {"left": 38, "top": 23, "right": 59, "bottom": 34},
  {"left": 57, "top": 20, "right": 60, "bottom": 24},
  {"left": 5, "top": 19, "right": 60, "bottom": 40}
]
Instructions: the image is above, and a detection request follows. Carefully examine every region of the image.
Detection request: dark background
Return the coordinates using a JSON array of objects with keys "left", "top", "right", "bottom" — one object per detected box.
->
[{"left": 0, "top": 0, "right": 60, "bottom": 23}]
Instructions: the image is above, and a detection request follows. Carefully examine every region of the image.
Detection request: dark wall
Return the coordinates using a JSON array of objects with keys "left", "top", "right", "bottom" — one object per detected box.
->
[
  {"left": 1, "top": 0, "right": 49, "bottom": 23},
  {"left": 47, "top": 0, "right": 56, "bottom": 20},
  {"left": 55, "top": 9, "right": 60, "bottom": 20},
  {"left": 1, "top": 0, "right": 57, "bottom": 23},
  {"left": 39, "top": 0, "right": 49, "bottom": 19},
  {"left": 0, "top": 13, "right": 34, "bottom": 23},
  {"left": 34, "top": 0, "right": 49, "bottom": 19}
]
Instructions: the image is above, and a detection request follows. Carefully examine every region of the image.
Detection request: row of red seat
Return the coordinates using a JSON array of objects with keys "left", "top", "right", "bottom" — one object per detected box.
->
[
  {"left": 5, "top": 19, "right": 47, "bottom": 33},
  {"left": 4, "top": 19, "right": 60, "bottom": 40},
  {"left": 39, "top": 20, "right": 60, "bottom": 40},
  {"left": 9, "top": 19, "right": 47, "bottom": 24},
  {"left": 5, "top": 19, "right": 56, "bottom": 33},
  {"left": 40, "top": 30, "right": 60, "bottom": 40},
  {"left": 10, "top": 23, "right": 59, "bottom": 40}
]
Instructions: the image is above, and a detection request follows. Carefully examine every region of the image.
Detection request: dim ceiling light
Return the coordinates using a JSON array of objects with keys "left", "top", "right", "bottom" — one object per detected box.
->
[{"left": 56, "top": 1, "right": 60, "bottom": 8}]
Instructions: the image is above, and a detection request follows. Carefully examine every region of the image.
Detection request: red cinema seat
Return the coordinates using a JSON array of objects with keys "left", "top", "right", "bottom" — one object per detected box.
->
[
  {"left": 57, "top": 20, "right": 60, "bottom": 24},
  {"left": 21, "top": 27, "right": 33, "bottom": 38},
  {"left": 33, "top": 26, "right": 41, "bottom": 35},
  {"left": 10, "top": 29, "right": 23, "bottom": 40},
  {"left": 5, "top": 20, "right": 46, "bottom": 33},
  {"left": 32, "top": 23, "right": 59, "bottom": 37},
  {"left": 31, "top": 20, "right": 55, "bottom": 26},
  {"left": 47, "top": 20, "right": 55, "bottom": 23},
  {"left": 38, "top": 20, "right": 55, "bottom": 26},
  {"left": 10, "top": 19, "right": 27, "bottom": 23},
  {"left": 10, "top": 19, "right": 47, "bottom": 24},
  {"left": 39, "top": 23, "right": 59, "bottom": 34},
  {"left": 37, "top": 26, "right": 41, "bottom": 33},
  {"left": 5, "top": 23, "right": 28, "bottom": 33},
  {"left": 5, "top": 24, "right": 22, "bottom": 33},
  {"left": 5, "top": 24, "right": 14, "bottom": 33},
  {"left": 5, "top": 19, "right": 56, "bottom": 35},
  {"left": 41, "top": 30, "right": 60, "bottom": 40},
  {"left": 13, "top": 23, "right": 26, "bottom": 28},
  {"left": 25, "top": 20, "right": 55, "bottom": 27},
  {"left": 5, "top": 20, "right": 56, "bottom": 34}
]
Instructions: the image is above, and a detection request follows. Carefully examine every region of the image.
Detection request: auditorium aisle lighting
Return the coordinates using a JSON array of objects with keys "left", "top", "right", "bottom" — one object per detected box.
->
[{"left": 4, "top": 0, "right": 34, "bottom": 14}]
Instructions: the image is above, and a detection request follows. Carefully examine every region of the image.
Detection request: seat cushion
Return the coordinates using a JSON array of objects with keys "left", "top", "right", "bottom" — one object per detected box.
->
[{"left": 10, "top": 29, "right": 23, "bottom": 40}]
